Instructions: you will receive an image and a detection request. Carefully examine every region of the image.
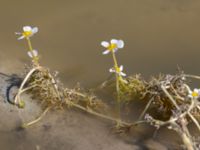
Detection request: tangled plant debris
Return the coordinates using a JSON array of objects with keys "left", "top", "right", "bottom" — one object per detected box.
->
[{"left": 5, "top": 25, "right": 200, "bottom": 150}]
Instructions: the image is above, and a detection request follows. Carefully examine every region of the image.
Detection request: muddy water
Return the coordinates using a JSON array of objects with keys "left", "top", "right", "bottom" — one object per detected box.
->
[
  {"left": 0, "top": 0, "right": 200, "bottom": 149},
  {"left": 0, "top": 0, "right": 200, "bottom": 87}
]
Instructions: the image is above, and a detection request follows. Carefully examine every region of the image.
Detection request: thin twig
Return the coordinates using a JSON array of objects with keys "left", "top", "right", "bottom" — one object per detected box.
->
[
  {"left": 22, "top": 106, "right": 52, "bottom": 128},
  {"left": 161, "top": 85, "right": 180, "bottom": 110},
  {"left": 65, "top": 99, "right": 147, "bottom": 127},
  {"left": 177, "top": 121, "right": 194, "bottom": 150},
  {"left": 171, "top": 85, "right": 185, "bottom": 101},
  {"left": 19, "top": 84, "right": 38, "bottom": 94},
  {"left": 188, "top": 112, "right": 200, "bottom": 132},
  {"left": 138, "top": 96, "right": 154, "bottom": 120},
  {"left": 185, "top": 74, "right": 200, "bottom": 80},
  {"left": 45, "top": 69, "right": 63, "bottom": 101}
]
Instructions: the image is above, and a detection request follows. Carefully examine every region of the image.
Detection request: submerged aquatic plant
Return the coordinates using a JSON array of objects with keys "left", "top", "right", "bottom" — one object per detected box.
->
[
  {"left": 13, "top": 26, "right": 118, "bottom": 128},
  {"left": 101, "top": 39, "right": 127, "bottom": 124},
  {"left": 5, "top": 25, "right": 200, "bottom": 149},
  {"left": 14, "top": 26, "right": 40, "bottom": 108},
  {"left": 14, "top": 26, "right": 66, "bottom": 126}
]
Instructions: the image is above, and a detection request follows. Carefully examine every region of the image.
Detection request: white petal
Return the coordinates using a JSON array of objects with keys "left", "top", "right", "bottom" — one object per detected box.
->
[
  {"left": 117, "top": 40, "right": 124, "bottom": 48},
  {"left": 27, "top": 51, "right": 33, "bottom": 58},
  {"left": 109, "top": 68, "right": 115, "bottom": 73},
  {"left": 23, "top": 26, "right": 32, "bottom": 32},
  {"left": 119, "top": 65, "right": 123, "bottom": 71},
  {"left": 32, "top": 27, "right": 38, "bottom": 34},
  {"left": 27, "top": 50, "right": 38, "bottom": 58},
  {"left": 102, "top": 50, "right": 110, "bottom": 55},
  {"left": 111, "top": 39, "right": 118, "bottom": 44},
  {"left": 32, "top": 49, "right": 38, "bottom": 57},
  {"left": 101, "top": 41, "right": 109, "bottom": 48},
  {"left": 194, "top": 89, "right": 199, "bottom": 93},
  {"left": 18, "top": 35, "right": 25, "bottom": 40},
  {"left": 120, "top": 72, "right": 126, "bottom": 77}
]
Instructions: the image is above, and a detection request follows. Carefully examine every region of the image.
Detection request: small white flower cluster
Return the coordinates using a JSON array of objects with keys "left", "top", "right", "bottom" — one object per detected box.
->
[
  {"left": 27, "top": 50, "right": 38, "bottom": 58},
  {"left": 16, "top": 26, "right": 39, "bottom": 59},
  {"left": 101, "top": 39, "right": 124, "bottom": 55},
  {"left": 109, "top": 65, "right": 126, "bottom": 77},
  {"left": 16, "top": 26, "right": 38, "bottom": 40},
  {"left": 101, "top": 39, "right": 126, "bottom": 77},
  {"left": 188, "top": 88, "right": 200, "bottom": 99}
]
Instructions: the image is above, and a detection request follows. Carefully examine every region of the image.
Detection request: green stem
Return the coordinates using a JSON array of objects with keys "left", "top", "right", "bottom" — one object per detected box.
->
[
  {"left": 111, "top": 51, "right": 121, "bottom": 120},
  {"left": 26, "top": 37, "right": 39, "bottom": 65},
  {"left": 27, "top": 37, "right": 33, "bottom": 51},
  {"left": 111, "top": 50, "right": 118, "bottom": 67}
]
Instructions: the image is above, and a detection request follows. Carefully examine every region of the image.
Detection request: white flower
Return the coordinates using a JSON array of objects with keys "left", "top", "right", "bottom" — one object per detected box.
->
[
  {"left": 101, "top": 39, "right": 124, "bottom": 55},
  {"left": 188, "top": 88, "right": 200, "bottom": 99},
  {"left": 109, "top": 65, "right": 126, "bottom": 77},
  {"left": 16, "top": 26, "right": 38, "bottom": 40},
  {"left": 27, "top": 49, "right": 38, "bottom": 58}
]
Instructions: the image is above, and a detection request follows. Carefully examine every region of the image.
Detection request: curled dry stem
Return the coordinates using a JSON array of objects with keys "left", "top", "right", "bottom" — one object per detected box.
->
[
  {"left": 14, "top": 66, "right": 42, "bottom": 107},
  {"left": 14, "top": 65, "right": 63, "bottom": 107},
  {"left": 22, "top": 106, "right": 52, "bottom": 128}
]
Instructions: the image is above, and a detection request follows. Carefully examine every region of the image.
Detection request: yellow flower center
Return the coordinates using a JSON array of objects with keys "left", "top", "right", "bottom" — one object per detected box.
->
[
  {"left": 23, "top": 31, "right": 32, "bottom": 37},
  {"left": 115, "top": 67, "right": 121, "bottom": 73},
  {"left": 108, "top": 43, "right": 117, "bottom": 51},
  {"left": 192, "top": 92, "right": 198, "bottom": 97}
]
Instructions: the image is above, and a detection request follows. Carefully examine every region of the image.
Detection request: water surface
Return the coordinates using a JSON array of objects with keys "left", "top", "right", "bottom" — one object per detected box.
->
[
  {"left": 0, "top": 1, "right": 200, "bottom": 149},
  {"left": 0, "top": 0, "right": 200, "bottom": 87}
]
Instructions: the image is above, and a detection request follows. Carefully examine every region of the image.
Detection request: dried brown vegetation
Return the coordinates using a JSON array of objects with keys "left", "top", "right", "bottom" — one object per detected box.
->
[{"left": 10, "top": 64, "right": 200, "bottom": 150}]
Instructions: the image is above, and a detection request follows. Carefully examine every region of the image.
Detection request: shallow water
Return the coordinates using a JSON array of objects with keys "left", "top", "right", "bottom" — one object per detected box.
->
[
  {"left": 0, "top": 0, "right": 200, "bottom": 87},
  {"left": 0, "top": 0, "right": 200, "bottom": 149}
]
